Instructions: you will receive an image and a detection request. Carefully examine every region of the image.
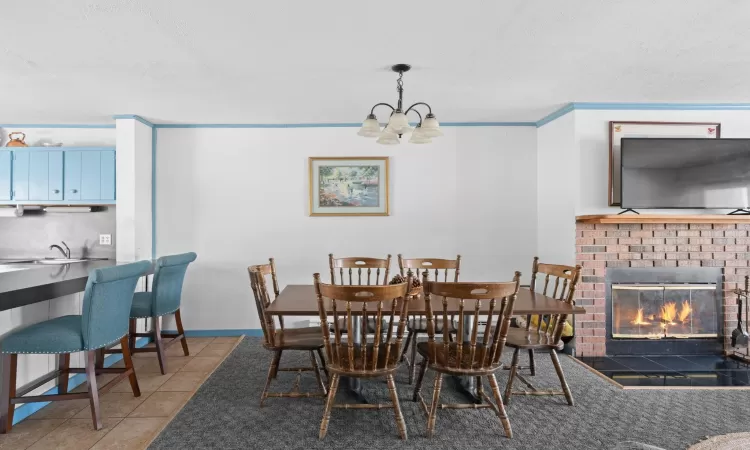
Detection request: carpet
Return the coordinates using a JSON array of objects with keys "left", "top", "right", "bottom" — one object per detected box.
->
[{"left": 150, "top": 337, "right": 750, "bottom": 450}]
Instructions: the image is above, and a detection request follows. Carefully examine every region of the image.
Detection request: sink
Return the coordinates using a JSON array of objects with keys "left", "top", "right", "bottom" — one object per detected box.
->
[{"left": 33, "top": 259, "right": 86, "bottom": 265}]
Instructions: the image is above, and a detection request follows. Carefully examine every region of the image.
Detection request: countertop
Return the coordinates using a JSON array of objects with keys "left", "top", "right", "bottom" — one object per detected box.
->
[{"left": 0, "top": 259, "right": 154, "bottom": 311}]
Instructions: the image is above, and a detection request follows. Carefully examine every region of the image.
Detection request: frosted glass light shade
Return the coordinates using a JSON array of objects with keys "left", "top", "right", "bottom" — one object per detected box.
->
[
  {"left": 385, "top": 111, "right": 413, "bottom": 134},
  {"left": 420, "top": 114, "right": 443, "bottom": 137},
  {"left": 376, "top": 132, "right": 400, "bottom": 145},
  {"left": 357, "top": 114, "right": 381, "bottom": 137},
  {"left": 409, "top": 130, "right": 432, "bottom": 144}
]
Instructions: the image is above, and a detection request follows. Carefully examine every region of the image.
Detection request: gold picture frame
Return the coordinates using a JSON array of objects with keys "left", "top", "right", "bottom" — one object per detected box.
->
[{"left": 309, "top": 157, "right": 390, "bottom": 216}]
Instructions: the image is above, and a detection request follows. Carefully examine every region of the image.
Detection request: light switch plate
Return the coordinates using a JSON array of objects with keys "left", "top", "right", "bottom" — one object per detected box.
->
[{"left": 99, "top": 234, "right": 112, "bottom": 246}]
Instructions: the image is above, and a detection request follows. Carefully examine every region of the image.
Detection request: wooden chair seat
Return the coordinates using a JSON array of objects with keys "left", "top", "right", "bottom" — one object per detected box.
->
[
  {"left": 416, "top": 342, "right": 501, "bottom": 374},
  {"left": 269, "top": 328, "right": 324, "bottom": 350},
  {"left": 327, "top": 343, "right": 401, "bottom": 376},
  {"left": 502, "top": 328, "right": 564, "bottom": 351}
]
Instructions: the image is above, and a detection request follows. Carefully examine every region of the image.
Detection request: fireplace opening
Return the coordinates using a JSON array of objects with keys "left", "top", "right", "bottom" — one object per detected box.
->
[{"left": 612, "top": 284, "right": 718, "bottom": 339}]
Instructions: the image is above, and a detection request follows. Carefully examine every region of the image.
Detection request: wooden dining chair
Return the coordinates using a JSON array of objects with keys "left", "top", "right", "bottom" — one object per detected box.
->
[
  {"left": 398, "top": 255, "right": 461, "bottom": 384},
  {"left": 314, "top": 272, "right": 412, "bottom": 440},
  {"left": 502, "top": 257, "right": 581, "bottom": 406},
  {"left": 328, "top": 254, "right": 391, "bottom": 333},
  {"left": 411, "top": 272, "right": 521, "bottom": 438},
  {"left": 249, "top": 260, "right": 328, "bottom": 407}
]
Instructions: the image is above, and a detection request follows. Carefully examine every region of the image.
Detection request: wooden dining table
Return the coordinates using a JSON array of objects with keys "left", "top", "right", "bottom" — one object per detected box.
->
[{"left": 266, "top": 285, "right": 586, "bottom": 402}]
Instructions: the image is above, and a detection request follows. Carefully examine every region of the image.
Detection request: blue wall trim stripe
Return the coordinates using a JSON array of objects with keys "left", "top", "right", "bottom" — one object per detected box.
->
[
  {"left": 163, "top": 329, "right": 263, "bottom": 337},
  {"left": 112, "top": 115, "right": 155, "bottom": 128},
  {"left": 0, "top": 124, "right": 114, "bottom": 129},
  {"left": 12, "top": 337, "right": 151, "bottom": 425},
  {"left": 535, "top": 103, "right": 575, "bottom": 127}
]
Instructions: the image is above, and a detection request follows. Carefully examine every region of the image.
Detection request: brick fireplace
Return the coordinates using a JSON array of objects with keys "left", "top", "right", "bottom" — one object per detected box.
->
[{"left": 574, "top": 216, "right": 750, "bottom": 357}]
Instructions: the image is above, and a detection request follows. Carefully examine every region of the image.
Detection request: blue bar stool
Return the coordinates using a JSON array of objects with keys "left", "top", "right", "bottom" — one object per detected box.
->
[
  {"left": 109, "top": 253, "right": 196, "bottom": 375},
  {"left": 0, "top": 260, "right": 151, "bottom": 433}
]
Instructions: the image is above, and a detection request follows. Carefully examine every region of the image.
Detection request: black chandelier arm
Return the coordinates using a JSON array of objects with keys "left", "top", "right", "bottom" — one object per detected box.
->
[
  {"left": 369, "top": 103, "right": 396, "bottom": 115},
  {"left": 404, "top": 102, "right": 433, "bottom": 116},
  {"left": 405, "top": 108, "right": 423, "bottom": 125}
]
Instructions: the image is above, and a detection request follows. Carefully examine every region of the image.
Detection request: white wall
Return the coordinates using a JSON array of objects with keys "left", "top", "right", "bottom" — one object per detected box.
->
[{"left": 156, "top": 126, "right": 538, "bottom": 331}]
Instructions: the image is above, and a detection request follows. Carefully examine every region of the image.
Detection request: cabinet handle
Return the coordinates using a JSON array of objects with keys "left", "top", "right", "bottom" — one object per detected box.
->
[
  {"left": 71, "top": 189, "right": 78, "bottom": 193},
  {"left": 53, "top": 189, "right": 60, "bottom": 194}
]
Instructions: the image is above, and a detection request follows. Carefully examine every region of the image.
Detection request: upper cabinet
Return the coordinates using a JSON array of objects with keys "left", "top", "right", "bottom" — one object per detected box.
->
[{"left": 0, "top": 147, "right": 115, "bottom": 205}]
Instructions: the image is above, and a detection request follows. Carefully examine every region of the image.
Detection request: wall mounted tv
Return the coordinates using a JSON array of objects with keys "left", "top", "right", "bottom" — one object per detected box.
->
[{"left": 620, "top": 138, "right": 750, "bottom": 209}]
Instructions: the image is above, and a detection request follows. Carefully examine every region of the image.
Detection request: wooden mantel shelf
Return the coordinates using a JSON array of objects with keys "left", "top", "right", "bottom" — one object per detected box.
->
[{"left": 576, "top": 214, "right": 750, "bottom": 224}]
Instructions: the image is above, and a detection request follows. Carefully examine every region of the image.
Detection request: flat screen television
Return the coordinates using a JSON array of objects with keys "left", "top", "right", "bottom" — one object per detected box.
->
[{"left": 620, "top": 138, "right": 750, "bottom": 209}]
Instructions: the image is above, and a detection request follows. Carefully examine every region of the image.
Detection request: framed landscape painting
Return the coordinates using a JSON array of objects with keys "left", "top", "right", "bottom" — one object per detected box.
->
[
  {"left": 309, "top": 157, "right": 389, "bottom": 216},
  {"left": 609, "top": 121, "right": 720, "bottom": 206}
]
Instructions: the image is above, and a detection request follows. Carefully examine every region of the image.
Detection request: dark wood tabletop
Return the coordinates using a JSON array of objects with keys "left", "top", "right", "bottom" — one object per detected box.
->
[{"left": 266, "top": 285, "right": 586, "bottom": 316}]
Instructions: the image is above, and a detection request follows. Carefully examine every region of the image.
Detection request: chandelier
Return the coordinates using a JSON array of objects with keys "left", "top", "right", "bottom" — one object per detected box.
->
[{"left": 357, "top": 64, "right": 442, "bottom": 145}]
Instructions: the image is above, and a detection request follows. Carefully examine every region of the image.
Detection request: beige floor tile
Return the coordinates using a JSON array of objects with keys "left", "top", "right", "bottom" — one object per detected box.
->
[
  {"left": 73, "top": 392, "right": 150, "bottom": 419},
  {"left": 128, "top": 391, "right": 192, "bottom": 418},
  {"left": 157, "top": 371, "right": 208, "bottom": 392},
  {"left": 185, "top": 337, "right": 215, "bottom": 346},
  {"left": 180, "top": 357, "right": 222, "bottom": 372},
  {"left": 0, "top": 419, "right": 65, "bottom": 450},
  {"left": 115, "top": 355, "right": 192, "bottom": 374},
  {"left": 112, "top": 372, "right": 173, "bottom": 393},
  {"left": 27, "top": 418, "right": 121, "bottom": 450},
  {"left": 71, "top": 374, "right": 119, "bottom": 393},
  {"left": 166, "top": 341, "right": 205, "bottom": 356},
  {"left": 195, "top": 343, "right": 233, "bottom": 358},
  {"left": 28, "top": 399, "right": 89, "bottom": 420},
  {"left": 211, "top": 336, "right": 239, "bottom": 344},
  {"left": 89, "top": 417, "right": 167, "bottom": 450}
]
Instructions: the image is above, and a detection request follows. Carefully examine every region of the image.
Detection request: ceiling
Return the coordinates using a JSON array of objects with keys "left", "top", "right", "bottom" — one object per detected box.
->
[{"left": 3, "top": 0, "right": 750, "bottom": 125}]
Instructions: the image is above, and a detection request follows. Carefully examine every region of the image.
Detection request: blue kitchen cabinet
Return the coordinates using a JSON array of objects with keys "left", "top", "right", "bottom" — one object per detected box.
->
[
  {"left": 48, "top": 151, "right": 63, "bottom": 200},
  {"left": 12, "top": 152, "right": 29, "bottom": 201},
  {"left": 64, "top": 151, "right": 82, "bottom": 200},
  {"left": 100, "top": 150, "right": 115, "bottom": 200},
  {"left": 27, "top": 151, "right": 63, "bottom": 201},
  {"left": 0, "top": 151, "right": 10, "bottom": 201},
  {"left": 64, "top": 149, "right": 116, "bottom": 202}
]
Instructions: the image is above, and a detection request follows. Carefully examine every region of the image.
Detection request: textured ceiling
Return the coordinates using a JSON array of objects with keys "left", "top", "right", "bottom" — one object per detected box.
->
[{"left": 2, "top": 0, "right": 750, "bottom": 124}]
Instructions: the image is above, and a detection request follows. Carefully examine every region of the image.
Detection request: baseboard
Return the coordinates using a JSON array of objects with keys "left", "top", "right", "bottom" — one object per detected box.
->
[
  {"left": 162, "top": 329, "right": 263, "bottom": 337},
  {"left": 12, "top": 337, "right": 152, "bottom": 425}
]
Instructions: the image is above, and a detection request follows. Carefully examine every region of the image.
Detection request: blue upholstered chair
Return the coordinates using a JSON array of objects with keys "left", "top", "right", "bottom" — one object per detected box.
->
[
  {"left": 113, "top": 253, "right": 197, "bottom": 375},
  {"left": 0, "top": 260, "right": 151, "bottom": 433}
]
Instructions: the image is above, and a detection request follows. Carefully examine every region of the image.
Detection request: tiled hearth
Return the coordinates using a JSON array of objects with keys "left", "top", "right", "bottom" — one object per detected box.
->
[{"left": 575, "top": 219, "right": 750, "bottom": 357}]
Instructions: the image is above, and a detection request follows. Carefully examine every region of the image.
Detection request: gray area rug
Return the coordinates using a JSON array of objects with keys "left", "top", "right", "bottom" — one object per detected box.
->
[{"left": 150, "top": 337, "right": 750, "bottom": 450}]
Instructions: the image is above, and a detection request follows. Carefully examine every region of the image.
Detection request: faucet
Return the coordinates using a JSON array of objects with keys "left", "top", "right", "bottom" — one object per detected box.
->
[{"left": 49, "top": 241, "right": 71, "bottom": 259}]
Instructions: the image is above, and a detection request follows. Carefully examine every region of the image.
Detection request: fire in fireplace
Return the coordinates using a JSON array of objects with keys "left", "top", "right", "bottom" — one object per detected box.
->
[{"left": 612, "top": 285, "right": 718, "bottom": 339}]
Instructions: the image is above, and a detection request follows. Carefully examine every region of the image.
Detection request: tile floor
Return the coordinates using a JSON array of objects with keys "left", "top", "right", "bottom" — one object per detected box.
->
[
  {"left": 0, "top": 336, "right": 240, "bottom": 450},
  {"left": 577, "top": 354, "right": 750, "bottom": 388}
]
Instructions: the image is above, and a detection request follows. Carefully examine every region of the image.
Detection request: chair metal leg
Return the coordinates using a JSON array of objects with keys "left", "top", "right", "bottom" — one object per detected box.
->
[
  {"left": 0, "top": 354, "right": 17, "bottom": 433},
  {"left": 387, "top": 374, "right": 407, "bottom": 440},
  {"left": 309, "top": 351, "right": 327, "bottom": 395},
  {"left": 57, "top": 353, "right": 70, "bottom": 395},
  {"left": 153, "top": 316, "right": 167, "bottom": 375},
  {"left": 318, "top": 373, "right": 340, "bottom": 439},
  {"left": 528, "top": 349, "right": 536, "bottom": 376},
  {"left": 400, "top": 330, "right": 414, "bottom": 362},
  {"left": 174, "top": 309, "right": 190, "bottom": 356},
  {"left": 260, "top": 350, "right": 282, "bottom": 407},
  {"left": 409, "top": 332, "right": 418, "bottom": 384},
  {"left": 550, "top": 350, "right": 574, "bottom": 406},
  {"left": 503, "top": 348, "right": 520, "bottom": 405},
  {"left": 120, "top": 337, "right": 141, "bottom": 397},
  {"left": 316, "top": 348, "right": 329, "bottom": 384},
  {"left": 426, "top": 373, "right": 443, "bottom": 438},
  {"left": 488, "top": 373, "right": 513, "bottom": 438},
  {"left": 85, "top": 351, "right": 103, "bottom": 430},
  {"left": 412, "top": 357, "right": 428, "bottom": 402}
]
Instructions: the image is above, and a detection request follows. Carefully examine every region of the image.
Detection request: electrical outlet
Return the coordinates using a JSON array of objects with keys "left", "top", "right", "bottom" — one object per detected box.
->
[{"left": 99, "top": 234, "right": 112, "bottom": 246}]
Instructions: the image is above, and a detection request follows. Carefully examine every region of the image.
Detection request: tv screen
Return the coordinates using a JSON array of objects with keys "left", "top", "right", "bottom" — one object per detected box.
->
[{"left": 620, "top": 138, "right": 750, "bottom": 209}]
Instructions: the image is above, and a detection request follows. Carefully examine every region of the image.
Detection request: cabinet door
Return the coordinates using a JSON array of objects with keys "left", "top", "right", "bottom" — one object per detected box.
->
[
  {"left": 100, "top": 150, "right": 115, "bottom": 200},
  {"left": 48, "top": 151, "right": 63, "bottom": 200},
  {"left": 12, "top": 152, "right": 29, "bottom": 201},
  {"left": 0, "top": 151, "right": 10, "bottom": 201},
  {"left": 80, "top": 151, "right": 102, "bottom": 200},
  {"left": 28, "top": 151, "right": 49, "bottom": 200},
  {"left": 64, "top": 151, "right": 82, "bottom": 200}
]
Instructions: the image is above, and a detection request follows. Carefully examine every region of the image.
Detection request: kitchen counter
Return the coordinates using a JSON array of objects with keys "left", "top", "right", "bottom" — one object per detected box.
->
[{"left": 0, "top": 260, "right": 155, "bottom": 311}]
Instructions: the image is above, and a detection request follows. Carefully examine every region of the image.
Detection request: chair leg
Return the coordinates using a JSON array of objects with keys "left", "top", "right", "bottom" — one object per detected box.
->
[
  {"left": 426, "top": 373, "right": 443, "bottom": 438},
  {"left": 550, "top": 350, "right": 574, "bottom": 406},
  {"left": 528, "top": 349, "right": 536, "bottom": 376},
  {"left": 409, "top": 333, "right": 418, "bottom": 384},
  {"left": 412, "top": 357, "right": 428, "bottom": 402},
  {"left": 85, "top": 351, "right": 103, "bottom": 430},
  {"left": 174, "top": 309, "right": 190, "bottom": 356},
  {"left": 476, "top": 376, "right": 484, "bottom": 403},
  {"left": 318, "top": 373, "right": 340, "bottom": 440},
  {"left": 120, "top": 337, "right": 141, "bottom": 397},
  {"left": 94, "top": 348, "right": 105, "bottom": 370},
  {"left": 57, "top": 353, "right": 70, "bottom": 395},
  {"left": 0, "top": 354, "right": 17, "bottom": 433},
  {"left": 260, "top": 350, "right": 282, "bottom": 407},
  {"left": 503, "top": 348, "right": 520, "bottom": 405},
  {"left": 309, "top": 351, "right": 327, "bottom": 395},
  {"left": 153, "top": 316, "right": 167, "bottom": 375},
  {"left": 271, "top": 350, "right": 283, "bottom": 379},
  {"left": 400, "top": 330, "right": 414, "bottom": 362},
  {"left": 316, "top": 348, "right": 329, "bottom": 384},
  {"left": 386, "top": 374, "right": 407, "bottom": 440},
  {"left": 488, "top": 373, "right": 513, "bottom": 439},
  {"left": 128, "top": 318, "right": 137, "bottom": 352}
]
